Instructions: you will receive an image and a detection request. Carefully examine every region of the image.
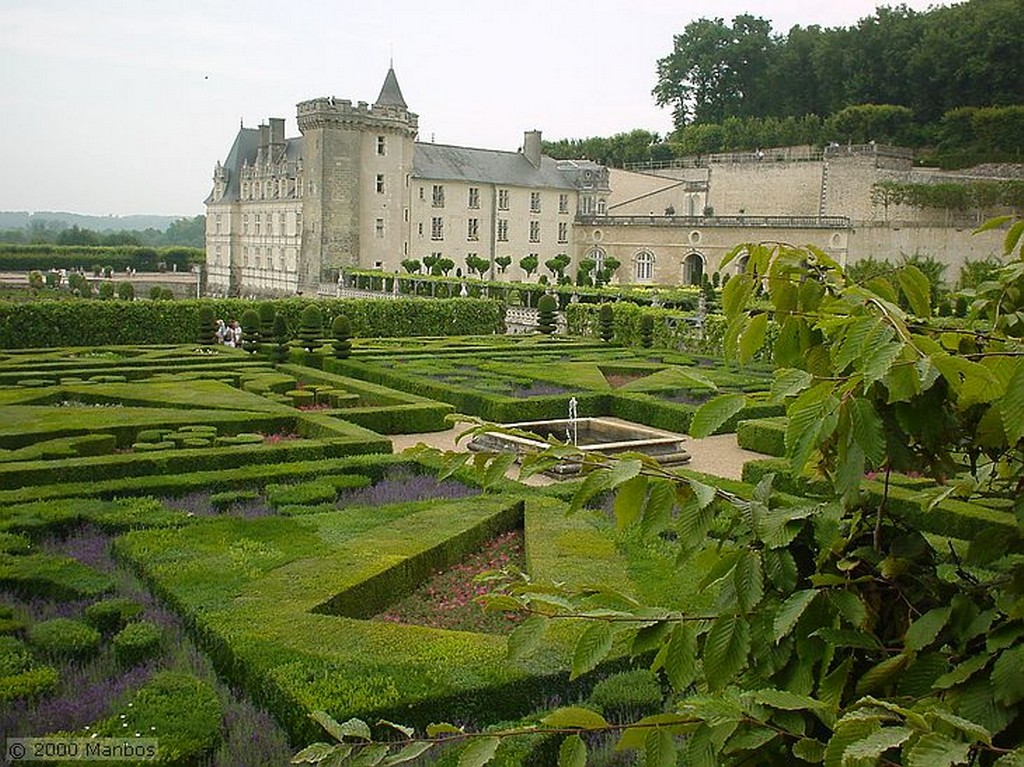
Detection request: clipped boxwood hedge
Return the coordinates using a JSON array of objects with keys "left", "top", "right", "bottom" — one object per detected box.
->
[
  {"left": 0, "top": 297, "right": 504, "bottom": 348},
  {"left": 84, "top": 597, "right": 144, "bottom": 633},
  {"left": 27, "top": 618, "right": 102, "bottom": 660},
  {"left": 0, "top": 552, "right": 114, "bottom": 600},
  {"left": 112, "top": 620, "right": 163, "bottom": 667},
  {"left": 736, "top": 416, "right": 787, "bottom": 456}
]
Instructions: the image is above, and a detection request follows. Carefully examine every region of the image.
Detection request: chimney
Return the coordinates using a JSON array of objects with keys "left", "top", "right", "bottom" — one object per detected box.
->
[
  {"left": 524, "top": 130, "right": 542, "bottom": 168},
  {"left": 269, "top": 118, "right": 285, "bottom": 148}
]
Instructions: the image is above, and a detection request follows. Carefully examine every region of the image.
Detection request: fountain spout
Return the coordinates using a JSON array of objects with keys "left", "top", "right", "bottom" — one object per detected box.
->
[{"left": 567, "top": 397, "right": 579, "bottom": 446}]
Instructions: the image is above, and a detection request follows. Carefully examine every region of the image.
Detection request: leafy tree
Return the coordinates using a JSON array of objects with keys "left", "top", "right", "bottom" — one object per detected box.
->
[
  {"left": 494, "top": 256, "right": 512, "bottom": 274},
  {"left": 519, "top": 254, "right": 539, "bottom": 279},
  {"left": 544, "top": 254, "right": 571, "bottom": 282},
  {"left": 400, "top": 259, "right": 421, "bottom": 275},
  {"left": 465, "top": 254, "right": 491, "bottom": 278},
  {"left": 116, "top": 282, "right": 134, "bottom": 300}
]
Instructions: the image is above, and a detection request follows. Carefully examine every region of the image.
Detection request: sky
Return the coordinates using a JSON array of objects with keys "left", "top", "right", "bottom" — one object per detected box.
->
[{"left": 0, "top": 0, "right": 948, "bottom": 218}]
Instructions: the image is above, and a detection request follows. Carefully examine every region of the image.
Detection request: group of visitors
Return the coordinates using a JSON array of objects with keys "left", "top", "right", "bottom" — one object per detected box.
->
[{"left": 215, "top": 319, "right": 241, "bottom": 347}]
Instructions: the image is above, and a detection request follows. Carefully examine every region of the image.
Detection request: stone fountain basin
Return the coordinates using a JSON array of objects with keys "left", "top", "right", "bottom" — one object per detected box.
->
[{"left": 467, "top": 417, "right": 691, "bottom": 475}]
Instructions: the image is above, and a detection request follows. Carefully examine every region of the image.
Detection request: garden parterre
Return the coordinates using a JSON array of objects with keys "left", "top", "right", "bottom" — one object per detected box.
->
[{"left": 0, "top": 338, "right": 1008, "bottom": 763}]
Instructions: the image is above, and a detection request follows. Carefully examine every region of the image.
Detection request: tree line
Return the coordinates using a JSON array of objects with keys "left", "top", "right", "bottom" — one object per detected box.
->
[
  {"left": 0, "top": 215, "right": 206, "bottom": 249},
  {"left": 545, "top": 0, "right": 1023, "bottom": 169}
]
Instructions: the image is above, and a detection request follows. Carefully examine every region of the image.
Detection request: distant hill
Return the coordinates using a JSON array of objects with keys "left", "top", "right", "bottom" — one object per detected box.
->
[{"left": 0, "top": 211, "right": 184, "bottom": 232}]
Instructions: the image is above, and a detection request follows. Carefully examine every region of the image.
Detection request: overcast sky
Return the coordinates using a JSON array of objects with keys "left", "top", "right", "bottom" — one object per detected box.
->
[{"left": 0, "top": 0, "right": 947, "bottom": 218}]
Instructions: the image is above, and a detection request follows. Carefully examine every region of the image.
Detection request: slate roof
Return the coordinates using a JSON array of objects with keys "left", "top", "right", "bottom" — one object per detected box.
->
[
  {"left": 375, "top": 67, "right": 408, "bottom": 109},
  {"left": 206, "top": 128, "right": 302, "bottom": 205},
  {"left": 413, "top": 143, "right": 575, "bottom": 189}
]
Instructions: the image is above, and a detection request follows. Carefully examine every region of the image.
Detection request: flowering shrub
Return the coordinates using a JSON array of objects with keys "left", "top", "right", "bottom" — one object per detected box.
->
[{"left": 376, "top": 530, "right": 525, "bottom": 633}]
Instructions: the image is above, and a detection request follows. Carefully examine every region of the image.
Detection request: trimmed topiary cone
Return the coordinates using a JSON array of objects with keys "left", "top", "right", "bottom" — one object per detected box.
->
[
  {"left": 639, "top": 313, "right": 654, "bottom": 348},
  {"left": 272, "top": 314, "right": 289, "bottom": 362},
  {"left": 536, "top": 294, "right": 558, "bottom": 335},
  {"left": 298, "top": 304, "right": 323, "bottom": 353},
  {"left": 197, "top": 305, "right": 217, "bottom": 345},
  {"left": 331, "top": 314, "right": 353, "bottom": 359},
  {"left": 258, "top": 303, "right": 276, "bottom": 345},
  {"left": 599, "top": 303, "right": 615, "bottom": 343},
  {"left": 241, "top": 309, "right": 261, "bottom": 354}
]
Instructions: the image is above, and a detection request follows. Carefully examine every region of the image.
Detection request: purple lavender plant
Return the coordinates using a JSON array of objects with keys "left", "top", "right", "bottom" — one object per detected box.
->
[{"left": 336, "top": 468, "right": 479, "bottom": 507}]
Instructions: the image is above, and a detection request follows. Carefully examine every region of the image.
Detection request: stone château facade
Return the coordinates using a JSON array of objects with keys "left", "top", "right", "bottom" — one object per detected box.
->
[{"left": 206, "top": 69, "right": 1011, "bottom": 296}]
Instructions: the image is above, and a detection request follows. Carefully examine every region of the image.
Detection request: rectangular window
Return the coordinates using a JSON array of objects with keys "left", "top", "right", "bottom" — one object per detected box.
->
[
  {"left": 558, "top": 222, "right": 568, "bottom": 243},
  {"left": 419, "top": 186, "right": 425, "bottom": 200},
  {"left": 243, "top": 214, "right": 248, "bottom": 235},
  {"left": 376, "top": 174, "right": 385, "bottom": 193},
  {"left": 377, "top": 135, "right": 386, "bottom": 155},
  {"left": 497, "top": 219, "right": 508, "bottom": 242},
  {"left": 559, "top": 193, "right": 569, "bottom": 214},
  {"left": 468, "top": 187, "right": 480, "bottom": 209},
  {"left": 498, "top": 189, "right": 509, "bottom": 210},
  {"left": 529, "top": 220, "right": 540, "bottom": 242},
  {"left": 254, "top": 214, "right": 261, "bottom": 236},
  {"left": 375, "top": 218, "right": 385, "bottom": 238},
  {"left": 431, "top": 217, "right": 443, "bottom": 240},
  {"left": 295, "top": 212, "right": 302, "bottom": 234},
  {"left": 530, "top": 192, "right": 541, "bottom": 213},
  {"left": 418, "top": 222, "right": 424, "bottom": 237},
  {"left": 432, "top": 185, "right": 445, "bottom": 207},
  {"left": 467, "top": 218, "right": 479, "bottom": 241},
  {"left": 215, "top": 214, "right": 222, "bottom": 234}
]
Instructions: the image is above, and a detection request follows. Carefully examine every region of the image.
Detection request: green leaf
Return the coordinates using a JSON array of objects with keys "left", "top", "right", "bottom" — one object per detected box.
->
[
  {"left": 905, "top": 606, "right": 952, "bottom": 652},
  {"left": 774, "top": 590, "right": 818, "bottom": 642},
  {"left": 929, "top": 710, "right": 991, "bottom": 746},
  {"left": 607, "top": 458, "right": 643, "bottom": 489},
  {"left": 640, "top": 479, "right": 675, "bottom": 539},
  {"left": 974, "top": 214, "right": 1014, "bottom": 234},
  {"left": 786, "top": 382, "right": 833, "bottom": 473},
  {"left": 793, "top": 738, "right": 826, "bottom": 763},
  {"left": 733, "top": 550, "right": 764, "bottom": 613},
  {"left": 824, "top": 719, "right": 880, "bottom": 767},
  {"left": 425, "top": 723, "right": 464, "bottom": 738},
  {"left": 723, "top": 273, "right": 755, "bottom": 317},
  {"left": 457, "top": 736, "right": 500, "bottom": 767},
  {"left": 633, "top": 619, "right": 672, "bottom": 655},
  {"left": 292, "top": 742, "right": 340, "bottom": 763},
  {"left": 507, "top": 615, "right": 548, "bottom": 661},
  {"left": 688, "top": 478, "right": 718, "bottom": 509},
  {"left": 558, "top": 734, "right": 587, "bottom": 767},
  {"left": 855, "top": 653, "right": 909, "bottom": 696},
  {"left": 1004, "top": 218, "right": 1024, "bottom": 256},
  {"left": 645, "top": 728, "right": 677, "bottom": 767},
  {"left": 849, "top": 399, "right": 886, "bottom": 467},
  {"left": 381, "top": 742, "right": 434, "bottom": 765},
  {"left": 827, "top": 590, "right": 867, "bottom": 629},
  {"left": 482, "top": 452, "right": 516, "bottom": 489},
  {"left": 904, "top": 732, "right": 971, "bottom": 767},
  {"left": 992, "top": 645, "right": 1024, "bottom": 706},
  {"left": 752, "top": 689, "right": 826, "bottom": 711},
  {"left": 664, "top": 624, "right": 697, "bottom": 692},
  {"left": 690, "top": 393, "right": 747, "bottom": 438},
  {"left": 376, "top": 720, "right": 415, "bottom": 738},
  {"left": 615, "top": 714, "right": 697, "bottom": 751},
  {"left": 770, "top": 368, "right": 814, "bottom": 404},
  {"left": 704, "top": 614, "right": 750, "bottom": 690},
  {"left": 1001, "top": 359, "right": 1024, "bottom": 444},
  {"left": 842, "top": 727, "right": 914, "bottom": 764},
  {"left": 349, "top": 743, "right": 389, "bottom": 766},
  {"left": 897, "top": 264, "right": 932, "bottom": 318},
  {"left": 568, "top": 469, "right": 612, "bottom": 515},
  {"left": 613, "top": 474, "right": 648, "bottom": 531},
  {"left": 764, "top": 548, "right": 799, "bottom": 591},
  {"left": 311, "top": 712, "right": 371, "bottom": 742},
  {"left": 542, "top": 706, "right": 610, "bottom": 730},
  {"left": 739, "top": 312, "right": 769, "bottom": 363},
  {"left": 932, "top": 654, "right": 989, "bottom": 689},
  {"left": 571, "top": 622, "right": 614, "bottom": 680},
  {"left": 932, "top": 354, "right": 1003, "bottom": 407}
]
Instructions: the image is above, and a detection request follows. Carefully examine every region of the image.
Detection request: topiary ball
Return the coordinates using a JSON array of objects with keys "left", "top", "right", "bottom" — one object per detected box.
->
[{"left": 27, "top": 618, "right": 102, "bottom": 660}]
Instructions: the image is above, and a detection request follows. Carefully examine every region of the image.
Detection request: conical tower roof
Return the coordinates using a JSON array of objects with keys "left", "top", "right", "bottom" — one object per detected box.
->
[{"left": 375, "top": 66, "right": 407, "bottom": 109}]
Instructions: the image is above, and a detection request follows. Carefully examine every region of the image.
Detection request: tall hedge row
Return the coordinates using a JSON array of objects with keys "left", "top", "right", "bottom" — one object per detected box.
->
[
  {"left": 0, "top": 244, "right": 201, "bottom": 272},
  {"left": 0, "top": 298, "right": 504, "bottom": 348}
]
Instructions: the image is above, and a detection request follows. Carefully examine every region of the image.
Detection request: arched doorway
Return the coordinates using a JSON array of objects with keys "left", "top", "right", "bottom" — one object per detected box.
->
[{"left": 683, "top": 252, "right": 705, "bottom": 285}]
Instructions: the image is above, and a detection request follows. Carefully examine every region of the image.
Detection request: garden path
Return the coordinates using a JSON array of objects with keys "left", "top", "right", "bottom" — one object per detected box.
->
[{"left": 389, "top": 427, "right": 764, "bottom": 485}]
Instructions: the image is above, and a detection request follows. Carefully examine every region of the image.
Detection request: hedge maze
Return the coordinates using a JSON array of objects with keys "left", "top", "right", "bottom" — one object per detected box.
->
[{"left": 1, "top": 336, "right": 1010, "bottom": 763}]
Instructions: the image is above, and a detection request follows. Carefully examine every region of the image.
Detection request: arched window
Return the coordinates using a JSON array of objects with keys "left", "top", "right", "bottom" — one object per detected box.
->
[
  {"left": 634, "top": 250, "right": 654, "bottom": 282},
  {"left": 683, "top": 252, "right": 705, "bottom": 285},
  {"left": 736, "top": 251, "right": 750, "bottom": 275},
  {"left": 588, "top": 247, "right": 606, "bottom": 273}
]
